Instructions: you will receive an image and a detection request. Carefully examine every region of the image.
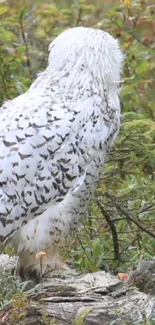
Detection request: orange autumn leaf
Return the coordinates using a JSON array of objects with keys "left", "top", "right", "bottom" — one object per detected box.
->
[{"left": 118, "top": 273, "right": 129, "bottom": 280}]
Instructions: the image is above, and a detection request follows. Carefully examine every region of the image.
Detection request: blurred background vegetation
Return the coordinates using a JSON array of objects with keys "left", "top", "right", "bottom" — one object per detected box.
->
[{"left": 0, "top": 0, "right": 154, "bottom": 276}]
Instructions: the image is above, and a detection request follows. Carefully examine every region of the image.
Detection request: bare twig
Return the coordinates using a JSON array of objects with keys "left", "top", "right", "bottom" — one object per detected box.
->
[
  {"left": 105, "top": 193, "right": 155, "bottom": 239},
  {"left": 111, "top": 18, "right": 154, "bottom": 50},
  {"left": 96, "top": 200, "right": 120, "bottom": 262},
  {"left": 19, "top": 9, "right": 32, "bottom": 78}
]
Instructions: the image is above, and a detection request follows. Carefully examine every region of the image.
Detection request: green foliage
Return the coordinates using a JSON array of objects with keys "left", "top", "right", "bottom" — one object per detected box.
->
[
  {"left": 71, "top": 0, "right": 155, "bottom": 274},
  {"left": 0, "top": 270, "right": 32, "bottom": 308},
  {"left": 0, "top": 0, "right": 155, "bottom": 289},
  {"left": 74, "top": 306, "right": 92, "bottom": 325}
]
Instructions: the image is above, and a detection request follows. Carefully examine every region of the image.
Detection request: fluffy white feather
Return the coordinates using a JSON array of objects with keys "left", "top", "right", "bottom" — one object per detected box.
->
[{"left": 0, "top": 27, "right": 124, "bottom": 275}]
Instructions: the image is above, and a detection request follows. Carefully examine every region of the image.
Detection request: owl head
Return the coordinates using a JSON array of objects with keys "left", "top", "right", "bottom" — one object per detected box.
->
[{"left": 48, "top": 27, "right": 124, "bottom": 88}]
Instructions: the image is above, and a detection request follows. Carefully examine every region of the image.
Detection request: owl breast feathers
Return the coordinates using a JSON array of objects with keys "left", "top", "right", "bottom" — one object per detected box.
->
[{"left": 0, "top": 27, "right": 124, "bottom": 274}]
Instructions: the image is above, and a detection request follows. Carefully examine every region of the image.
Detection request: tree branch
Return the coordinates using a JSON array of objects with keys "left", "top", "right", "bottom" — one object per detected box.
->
[
  {"left": 105, "top": 193, "right": 155, "bottom": 239},
  {"left": 96, "top": 200, "right": 120, "bottom": 262},
  {"left": 19, "top": 9, "right": 32, "bottom": 78}
]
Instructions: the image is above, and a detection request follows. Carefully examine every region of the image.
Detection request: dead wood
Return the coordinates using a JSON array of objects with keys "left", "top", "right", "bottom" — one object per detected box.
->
[{"left": 0, "top": 254, "right": 155, "bottom": 325}]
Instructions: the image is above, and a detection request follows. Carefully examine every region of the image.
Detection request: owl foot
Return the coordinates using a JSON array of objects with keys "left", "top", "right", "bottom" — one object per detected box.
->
[{"left": 15, "top": 250, "right": 72, "bottom": 282}]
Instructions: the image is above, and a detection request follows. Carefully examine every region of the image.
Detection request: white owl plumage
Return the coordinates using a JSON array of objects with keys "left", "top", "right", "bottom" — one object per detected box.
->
[{"left": 0, "top": 27, "right": 124, "bottom": 275}]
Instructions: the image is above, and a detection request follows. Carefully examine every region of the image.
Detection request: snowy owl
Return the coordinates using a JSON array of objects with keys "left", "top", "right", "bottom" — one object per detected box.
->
[{"left": 0, "top": 27, "right": 124, "bottom": 277}]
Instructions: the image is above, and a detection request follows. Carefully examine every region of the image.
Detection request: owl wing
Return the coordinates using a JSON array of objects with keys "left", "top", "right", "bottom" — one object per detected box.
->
[{"left": 0, "top": 99, "right": 87, "bottom": 246}]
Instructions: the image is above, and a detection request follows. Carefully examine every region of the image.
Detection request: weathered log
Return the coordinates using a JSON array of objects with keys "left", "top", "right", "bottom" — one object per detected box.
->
[{"left": 0, "top": 254, "right": 155, "bottom": 325}]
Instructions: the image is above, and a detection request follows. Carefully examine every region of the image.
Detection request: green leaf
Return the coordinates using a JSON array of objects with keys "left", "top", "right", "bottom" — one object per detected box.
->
[{"left": 0, "top": 6, "right": 9, "bottom": 16}]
